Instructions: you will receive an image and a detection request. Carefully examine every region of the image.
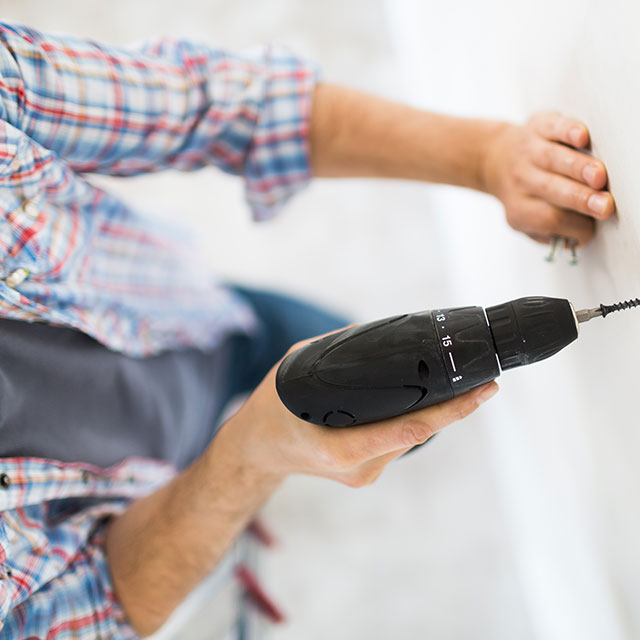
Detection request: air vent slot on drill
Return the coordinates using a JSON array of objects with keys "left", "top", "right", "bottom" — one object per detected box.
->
[{"left": 418, "top": 360, "right": 429, "bottom": 383}]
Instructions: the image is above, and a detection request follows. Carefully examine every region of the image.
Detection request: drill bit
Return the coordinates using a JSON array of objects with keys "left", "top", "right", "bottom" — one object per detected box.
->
[{"left": 575, "top": 298, "right": 640, "bottom": 323}]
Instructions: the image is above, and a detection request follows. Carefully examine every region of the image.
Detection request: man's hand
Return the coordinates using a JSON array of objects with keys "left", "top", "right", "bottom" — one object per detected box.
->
[
  {"left": 482, "top": 112, "right": 615, "bottom": 245},
  {"left": 310, "top": 86, "right": 615, "bottom": 246},
  {"left": 106, "top": 335, "right": 498, "bottom": 636},
  {"left": 235, "top": 340, "right": 499, "bottom": 488}
]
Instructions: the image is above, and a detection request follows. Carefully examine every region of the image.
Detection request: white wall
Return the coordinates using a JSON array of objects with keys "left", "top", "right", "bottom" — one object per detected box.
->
[{"left": 388, "top": 1, "right": 640, "bottom": 638}]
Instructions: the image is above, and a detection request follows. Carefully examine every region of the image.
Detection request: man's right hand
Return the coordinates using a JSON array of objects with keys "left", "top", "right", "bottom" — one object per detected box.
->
[
  {"left": 107, "top": 334, "right": 498, "bottom": 637},
  {"left": 225, "top": 338, "right": 499, "bottom": 489}
]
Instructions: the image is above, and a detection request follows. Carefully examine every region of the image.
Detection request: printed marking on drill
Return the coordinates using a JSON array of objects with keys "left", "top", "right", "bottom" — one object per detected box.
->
[
  {"left": 448, "top": 353, "right": 463, "bottom": 382},
  {"left": 435, "top": 310, "right": 463, "bottom": 383}
]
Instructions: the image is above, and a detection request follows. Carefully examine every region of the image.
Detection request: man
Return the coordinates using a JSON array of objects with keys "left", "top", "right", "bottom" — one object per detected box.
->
[{"left": 0, "top": 20, "right": 614, "bottom": 638}]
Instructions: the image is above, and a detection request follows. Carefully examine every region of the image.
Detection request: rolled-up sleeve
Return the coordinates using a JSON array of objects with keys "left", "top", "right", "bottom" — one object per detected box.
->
[
  {"left": 0, "top": 22, "right": 319, "bottom": 219},
  {"left": 0, "top": 502, "right": 139, "bottom": 639}
]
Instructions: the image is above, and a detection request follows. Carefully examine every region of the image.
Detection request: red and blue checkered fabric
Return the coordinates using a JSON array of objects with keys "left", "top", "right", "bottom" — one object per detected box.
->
[{"left": 0, "top": 21, "right": 318, "bottom": 638}]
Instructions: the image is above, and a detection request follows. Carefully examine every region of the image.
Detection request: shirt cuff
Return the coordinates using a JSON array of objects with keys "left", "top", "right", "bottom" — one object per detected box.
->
[{"left": 243, "top": 44, "right": 320, "bottom": 221}]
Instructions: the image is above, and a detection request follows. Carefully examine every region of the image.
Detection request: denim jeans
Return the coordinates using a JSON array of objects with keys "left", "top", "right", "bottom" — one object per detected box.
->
[{"left": 221, "top": 286, "right": 350, "bottom": 408}]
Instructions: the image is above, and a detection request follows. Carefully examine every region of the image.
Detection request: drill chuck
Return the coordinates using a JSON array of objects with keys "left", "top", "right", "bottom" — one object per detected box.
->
[
  {"left": 275, "top": 296, "right": 579, "bottom": 427},
  {"left": 485, "top": 297, "right": 578, "bottom": 370}
]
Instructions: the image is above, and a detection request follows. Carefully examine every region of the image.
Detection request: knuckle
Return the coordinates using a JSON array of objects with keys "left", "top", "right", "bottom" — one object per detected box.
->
[
  {"left": 315, "top": 444, "right": 337, "bottom": 471},
  {"left": 548, "top": 148, "right": 567, "bottom": 176},
  {"left": 539, "top": 172, "right": 555, "bottom": 197},
  {"left": 400, "top": 419, "right": 433, "bottom": 447},
  {"left": 536, "top": 141, "right": 555, "bottom": 169},
  {"left": 553, "top": 118, "right": 565, "bottom": 140},
  {"left": 344, "top": 469, "right": 381, "bottom": 489},
  {"left": 512, "top": 163, "right": 529, "bottom": 188},
  {"left": 333, "top": 450, "right": 356, "bottom": 471},
  {"left": 573, "top": 188, "right": 592, "bottom": 211},
  {"left": 527, "top": 111, "right": 547, "bottom": 131},
  {"left": 505, "top": 204, "right": 535, "bottom": 235},
  {"left": 539, "top": 207, "right": 560, "bottom": 234},
  {"left": 451, "top": 396, "right": 478, "bottom": 421},
  {"left": 504, "top": 204, "right": 522, "bottom": 231},
  {"left": 558, "top": 148, "right": 577, "bottom": 175},
  {"left": 342, "top": 472, "right": 366, "bottom": 489}
]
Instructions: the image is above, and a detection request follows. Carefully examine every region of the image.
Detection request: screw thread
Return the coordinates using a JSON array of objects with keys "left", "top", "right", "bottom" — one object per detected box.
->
[{"left": 600, "top": 298, "right": 640, "bottom": 318}]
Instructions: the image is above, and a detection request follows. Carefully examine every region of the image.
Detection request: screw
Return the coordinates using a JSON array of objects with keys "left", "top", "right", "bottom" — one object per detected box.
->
[{"left": 545, "top": 237, "right": 559, "bottom": 262}]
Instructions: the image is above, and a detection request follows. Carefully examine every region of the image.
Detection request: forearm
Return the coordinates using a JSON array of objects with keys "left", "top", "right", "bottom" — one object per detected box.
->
[
  {"left": 104, "top": 342, "right": 497, "bottom": 637},
  {"left": 105, "top": 422, "right": 282, "bottom": 637},
  {"left": 310, "top": 83, "right": 507, "bottom": 191}
]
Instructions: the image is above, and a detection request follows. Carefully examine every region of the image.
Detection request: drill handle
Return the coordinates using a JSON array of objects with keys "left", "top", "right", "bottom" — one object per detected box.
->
[{"left": 276, "top": 312, "right": 455, "bottom": 426}]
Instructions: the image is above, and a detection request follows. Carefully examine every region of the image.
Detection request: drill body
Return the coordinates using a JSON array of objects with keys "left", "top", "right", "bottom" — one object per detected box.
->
[{"left": 276, "top": 297, "right": 579, "bottom": 427}]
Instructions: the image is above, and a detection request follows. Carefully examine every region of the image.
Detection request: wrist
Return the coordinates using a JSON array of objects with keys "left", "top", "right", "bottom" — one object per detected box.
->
[
  {"left": 203, "top": 411, "right": 286, "bottom": 494},
  {"left": 478, "top": 121, "right": 516, "bottom": 197}
]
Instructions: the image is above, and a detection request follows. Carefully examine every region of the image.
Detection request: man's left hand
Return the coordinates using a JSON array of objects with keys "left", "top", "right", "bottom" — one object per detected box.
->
[{"left": 482, "top": 112, "right": 616, "bottom": 245}]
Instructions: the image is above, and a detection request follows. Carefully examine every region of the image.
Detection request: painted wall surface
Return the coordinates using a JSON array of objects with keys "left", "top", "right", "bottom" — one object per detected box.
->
[{"left": 388, "top": 1, "right": 640, "bottom": 638}]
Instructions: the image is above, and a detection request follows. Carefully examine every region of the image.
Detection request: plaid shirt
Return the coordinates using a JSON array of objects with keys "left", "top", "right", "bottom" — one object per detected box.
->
[{"left": 0, "top": 22, "right": 317, "bottom": 638}]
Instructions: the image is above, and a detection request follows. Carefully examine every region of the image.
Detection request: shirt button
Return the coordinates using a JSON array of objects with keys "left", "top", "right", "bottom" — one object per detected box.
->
[
  {"left": 22, "top": 200, "right": 40, "bottom": 220},
  {"left": 0, "top": 474, "right": 11, "bottom": 489},
  {"left": 5, "top": 268, "right": 29, "bottom": 289}
]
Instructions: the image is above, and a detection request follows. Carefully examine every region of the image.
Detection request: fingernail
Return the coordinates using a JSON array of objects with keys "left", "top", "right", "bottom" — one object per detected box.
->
[
  {"left": 582, "top": 164, "right": 598, "bottom": 185},
  {"left": 588, "top": 193, "right": 609, "bottom": 216},
  {"left": 477, "top": 382, "right": 499, "bottom": 403},
  {"left": 569, "top": 127, "right": 584, "bottom": 146}
]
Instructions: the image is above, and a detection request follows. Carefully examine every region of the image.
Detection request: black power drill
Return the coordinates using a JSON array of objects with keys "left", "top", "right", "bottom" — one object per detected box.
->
[{"left": 276, "top": 296, "right": 639, "bottom": 427}]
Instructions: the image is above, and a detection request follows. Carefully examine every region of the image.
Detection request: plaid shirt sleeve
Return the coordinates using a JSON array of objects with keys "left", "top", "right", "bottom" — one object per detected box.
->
[
  {"left": 1, "top": 503, "right": 138, "bottom": 639},
  {"left": 0, "top": 22, "right": 319, "bottom": 219},
  {"left": 0, "top": 20, "right": 322, "bottom": 355},
  {"left": 0, "top": 457, "right": 177, "bottom": 639}
]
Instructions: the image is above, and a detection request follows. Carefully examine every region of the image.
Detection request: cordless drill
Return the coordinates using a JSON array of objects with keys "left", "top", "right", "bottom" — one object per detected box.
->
[{"left": 275, "top": 296, "right": 639, "bottom": 427}]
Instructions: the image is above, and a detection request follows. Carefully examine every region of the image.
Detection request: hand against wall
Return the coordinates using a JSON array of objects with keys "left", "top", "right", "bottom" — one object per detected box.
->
[
  {"left": 310, "top": 86, "right": 614, "bottom": 247},
  {"left": 482, "top": 112, "right": 615, "bottom": 245}
]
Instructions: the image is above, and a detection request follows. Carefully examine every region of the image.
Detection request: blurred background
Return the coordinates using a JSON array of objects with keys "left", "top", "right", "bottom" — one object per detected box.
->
[{"left": 3, "top": 1, "right": 640, "bottom": 638}]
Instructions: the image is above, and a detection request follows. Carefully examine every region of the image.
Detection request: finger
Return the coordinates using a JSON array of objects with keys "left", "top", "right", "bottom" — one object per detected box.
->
[
  {"left": 530, "top": 137, "right": 608, "bottom": 190},
  {"left": 528, "top": 112, "right": 590, "bottom": 148},
  {"left": 328, "top": 438, "right": 447, "bottom": 487},
  {"left": 335, "top": 381, "right": 499, "bottom": 460},
  {"left": 527, "top": 232, "right": 555, "bottom": 245},
  {"left": 525, "top": 167, "right": 615, "bottom": 220},
  {"left": 330, "top": 447, "right": 410, "bottom": 487},
  {"left": 513, "top": 197, "right": 595, "bottom": 245}
]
